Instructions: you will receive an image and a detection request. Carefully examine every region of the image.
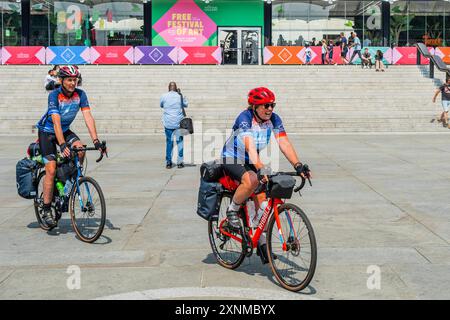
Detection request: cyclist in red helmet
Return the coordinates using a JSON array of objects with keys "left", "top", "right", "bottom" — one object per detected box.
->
[
  {"left": 221, "top": 87, "right": 311, "bottom": 261},
  {"left": 35, "top": 65, "right": 106, "bottom": 227}
]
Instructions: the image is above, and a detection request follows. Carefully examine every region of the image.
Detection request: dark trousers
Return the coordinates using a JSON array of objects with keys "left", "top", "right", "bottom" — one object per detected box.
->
[
  {"left": 349, "top": 50, "right": 362, "bottom": 64},
  {"left": 165, "top": 128, "right": 183, "bottom": 165}
]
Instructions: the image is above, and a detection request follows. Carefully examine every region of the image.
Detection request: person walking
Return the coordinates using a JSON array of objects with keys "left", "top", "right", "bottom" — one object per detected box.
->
[
  {"left": 160, "top": 82, "right": 188, "bottom": 169},
  {"left": 349, "top": 33, "right": 363, "bottom": 66},
  {"left": 339, "top": 32, "right": 349, "bottom": 65},
  {"left": 327, "top": 40, "right": 337, "bottom": 65},
  {"left": 304, "top": 44, "right": 312, "bottom": 65},
  {"left": 432, "top": 77, "right": 450, "bottom": 129}
]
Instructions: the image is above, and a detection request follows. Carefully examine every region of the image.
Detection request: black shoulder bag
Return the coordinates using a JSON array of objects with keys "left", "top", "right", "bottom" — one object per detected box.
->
[{"left": 178, "top": 91, "right": 194, "bottom": 135}]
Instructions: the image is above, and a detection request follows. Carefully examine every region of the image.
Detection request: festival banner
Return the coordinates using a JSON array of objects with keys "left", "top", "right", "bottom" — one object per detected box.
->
[
  {"left": 152, "top": 0, "right": 217, "bottom": 47},
  {"left": 263, "top": 47, "right": 303, "bottom": 65},
  {"left": 134, "top": 46, "right": 177, "bottom": 64},
  {"left": 1, "top": 46, "right": 46, "bottom": 65},
  {"left": 435, "top": 47, "right": 450, "bottom": 64},
  {"left": 46, "top": 46, "right": 90, "bottom": 65},
  {"left": 346, "top": 47, "right": 390, "bottom": 65},
  {"left": 385, "top": 47, "right": 417, "bottom": 65},
  {"left": 90, "top": 46, "right": 134, "bottom": 64},
  {"left": 178, "top": 46, "right": 221, "bottom": 64}
]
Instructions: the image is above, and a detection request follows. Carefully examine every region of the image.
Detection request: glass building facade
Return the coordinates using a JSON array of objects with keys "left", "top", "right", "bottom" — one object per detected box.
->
[{"left": 1, "top": 0, "right": 450, "bottom": 47}]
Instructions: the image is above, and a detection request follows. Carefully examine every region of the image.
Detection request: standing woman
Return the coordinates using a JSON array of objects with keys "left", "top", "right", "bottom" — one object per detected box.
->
[{"left": 321, "top": 39, "right": 328, "bottom": 65}]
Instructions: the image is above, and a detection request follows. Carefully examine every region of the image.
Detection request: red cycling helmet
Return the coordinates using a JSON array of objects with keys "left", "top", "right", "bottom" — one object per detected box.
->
[
  {"left": 248, "top": 87, "right": 276, "bottom": 106},
  {"left": 58, "top": 65, "right": 81, "bottom": 79}
]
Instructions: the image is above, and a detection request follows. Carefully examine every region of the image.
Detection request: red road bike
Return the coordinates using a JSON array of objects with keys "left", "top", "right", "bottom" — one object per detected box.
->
[{"left": 208, "top": 171, "right": 317, "bottom": 292}]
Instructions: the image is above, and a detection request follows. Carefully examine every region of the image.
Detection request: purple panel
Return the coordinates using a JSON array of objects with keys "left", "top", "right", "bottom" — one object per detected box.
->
[{"left": 134, "top": 46, "right": 177, "bottom": 64}]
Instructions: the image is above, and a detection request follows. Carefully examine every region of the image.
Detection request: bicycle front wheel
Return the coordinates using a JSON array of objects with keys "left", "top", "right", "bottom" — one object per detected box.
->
[
  {"left": 69, "top": 176, "right": 106, "bottom": 243},
  {"left": 267, "top": 203, "right": 317, "bottom": 292}
]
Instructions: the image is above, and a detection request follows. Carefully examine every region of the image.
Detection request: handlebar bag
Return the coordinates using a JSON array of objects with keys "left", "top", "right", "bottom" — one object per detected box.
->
[{"left": 269, "top": 175, "right": 296, "bottom": 199}]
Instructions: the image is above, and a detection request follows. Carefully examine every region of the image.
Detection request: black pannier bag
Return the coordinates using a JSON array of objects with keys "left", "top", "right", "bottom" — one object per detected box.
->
[
  {"left": 16, "top": 158, "right": 38, "bottom": 199},
  {"left": 56, "top": 161, "right": 77, "bottom": 183},
  {"left": 200, "top": 160, "right": 224, "bottom": 182},
  {"left": 197, "top": 178, "right": 223, "bottom": 221},
  {"left": 269, "top": 175, "right": 296, "bottom": 199}
]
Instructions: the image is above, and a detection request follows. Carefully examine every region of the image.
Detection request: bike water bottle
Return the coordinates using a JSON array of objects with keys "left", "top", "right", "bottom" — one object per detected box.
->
[
  {"left": 55, "top": 181, "right": 65, "bottom": 197},
  {"left": 246, "top": 201, "right": 257, "bottom": 228},
  {"left": 253, "top": 200, "right": 268, "bottom": 228}
]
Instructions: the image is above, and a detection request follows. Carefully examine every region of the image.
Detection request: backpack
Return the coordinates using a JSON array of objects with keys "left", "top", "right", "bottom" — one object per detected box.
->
[
  {"left": 16, "top": 158, "right": 38, "bottom": 199},
  {"left": 197, "top": 178, "right": 223, "bottom": 221}
]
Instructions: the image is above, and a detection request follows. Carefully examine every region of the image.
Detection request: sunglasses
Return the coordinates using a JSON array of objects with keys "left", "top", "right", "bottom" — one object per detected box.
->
[{"left": 262, "top": 103, "right": 276, "bottom": 110}]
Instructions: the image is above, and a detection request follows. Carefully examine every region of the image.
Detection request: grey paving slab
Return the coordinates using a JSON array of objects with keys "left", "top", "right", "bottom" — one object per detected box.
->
[
  {"left": 317, "top": 247, "right": 429, "bottom": 265},
  {"left": 0, "top": 266, "right": 203, "bottom": 300},
  {"left": 390, "top": 264, "right": 450, "bottom": 300},
  {"left": 0, "top": 250, "right": 148, "bottom": 267},
  {"left": 1, "top": 134, "right": 450, "bottom": 299}
]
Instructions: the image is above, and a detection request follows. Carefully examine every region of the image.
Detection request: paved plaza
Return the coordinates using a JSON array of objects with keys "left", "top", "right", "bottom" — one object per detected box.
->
[{"left": 0, "top": 133, "right": 450, "bottom": 300}]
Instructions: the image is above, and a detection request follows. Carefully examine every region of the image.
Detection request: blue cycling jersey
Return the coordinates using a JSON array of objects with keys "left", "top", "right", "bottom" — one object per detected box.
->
[
  {"left": 222, "top": 109, "right": 287, "bottom": 163},
  {"left": 36, "top": 87, "right": 90, "bottom": 134}
]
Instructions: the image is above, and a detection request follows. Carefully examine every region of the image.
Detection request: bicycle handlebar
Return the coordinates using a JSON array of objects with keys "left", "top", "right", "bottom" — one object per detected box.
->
[
  {"left": 274, "top": 172, "right": 312, "bottom": 192},
  {"left": 70, "top": 141, "right": 108, "bottom": 163},
  {"left": 254, "top": 171, "right": 312, "bottom": 196}
]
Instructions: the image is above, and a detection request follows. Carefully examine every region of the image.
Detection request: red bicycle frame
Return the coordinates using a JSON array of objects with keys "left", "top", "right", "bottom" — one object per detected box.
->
[{"left": 218, "top": 175, "right": 297, "bottom": 252}]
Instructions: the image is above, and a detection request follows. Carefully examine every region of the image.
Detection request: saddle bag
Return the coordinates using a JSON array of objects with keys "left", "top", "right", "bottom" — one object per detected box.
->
[{"left": 200, "top": 160, "right": 224, "bottom": 182}]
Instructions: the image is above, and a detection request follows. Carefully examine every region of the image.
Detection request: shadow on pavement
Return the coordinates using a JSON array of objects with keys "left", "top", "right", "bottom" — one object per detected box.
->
[{"left": 202, "top": 253, "right": 317, "bottom": 296}]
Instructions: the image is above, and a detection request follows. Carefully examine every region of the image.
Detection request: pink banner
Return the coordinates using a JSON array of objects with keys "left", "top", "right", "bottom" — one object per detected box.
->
[
  {"left": 389, "top": 47, "right": 417, "bottom": 65},
  {"left": 90, "top": 46, "right": 134, "bottom": 64},
  {"left": 153, "top": 0, "right": 217, "bottom": 47},
  {"left": 1, "top": 46, "right": 46, "bottom": 65},
  {"left": 178, "top": 46, "right": 221, "bottom": 64}
]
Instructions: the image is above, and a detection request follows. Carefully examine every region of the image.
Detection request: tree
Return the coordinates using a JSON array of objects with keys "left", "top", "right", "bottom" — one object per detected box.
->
[{"left": 391, "top": 14, "right": 415, "bottom": 45}]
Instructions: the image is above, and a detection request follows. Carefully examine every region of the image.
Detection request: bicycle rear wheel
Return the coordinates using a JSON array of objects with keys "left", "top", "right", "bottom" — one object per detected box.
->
[
  {"left": 267, "top": 203, "right": 317, "bottom": 292},
  {"left": 208, "top": 192, "right": 245, "bottom": 269},
  {"left": 69, "top": 176, "right": 106, "bottom": 243}
]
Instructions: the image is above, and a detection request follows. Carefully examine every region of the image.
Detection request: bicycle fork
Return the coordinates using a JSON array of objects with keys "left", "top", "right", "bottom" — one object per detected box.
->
[{"left": 274, "top": 207, "right": 298, "bottom": 252}]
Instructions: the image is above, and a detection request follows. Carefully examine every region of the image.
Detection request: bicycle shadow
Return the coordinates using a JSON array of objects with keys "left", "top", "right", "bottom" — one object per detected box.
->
[
  {"left": 27, "top": 218, "right": 118, "bottom": 245},
  {"left": 202, "top": 253, "right": 317, "bottom": 296}
]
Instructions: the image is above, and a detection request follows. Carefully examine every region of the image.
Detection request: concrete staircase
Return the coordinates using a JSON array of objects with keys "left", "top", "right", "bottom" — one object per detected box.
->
[{"left": 0, "top": 64, "right": 446, "bottom": 134}]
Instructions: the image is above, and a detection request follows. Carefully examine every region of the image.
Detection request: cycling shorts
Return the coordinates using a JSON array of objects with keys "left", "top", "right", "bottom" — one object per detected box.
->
[
  {"left": 38, "top": 129, "right": 80, "bottom": 164},
  {"left": 222, "top": 158, "right": 257, "bottom": 183}
]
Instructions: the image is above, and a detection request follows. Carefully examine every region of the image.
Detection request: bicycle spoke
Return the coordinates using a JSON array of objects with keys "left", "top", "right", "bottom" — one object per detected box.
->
[{"left": 269, "top": 205, "right": 315, "bottom": 289}]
